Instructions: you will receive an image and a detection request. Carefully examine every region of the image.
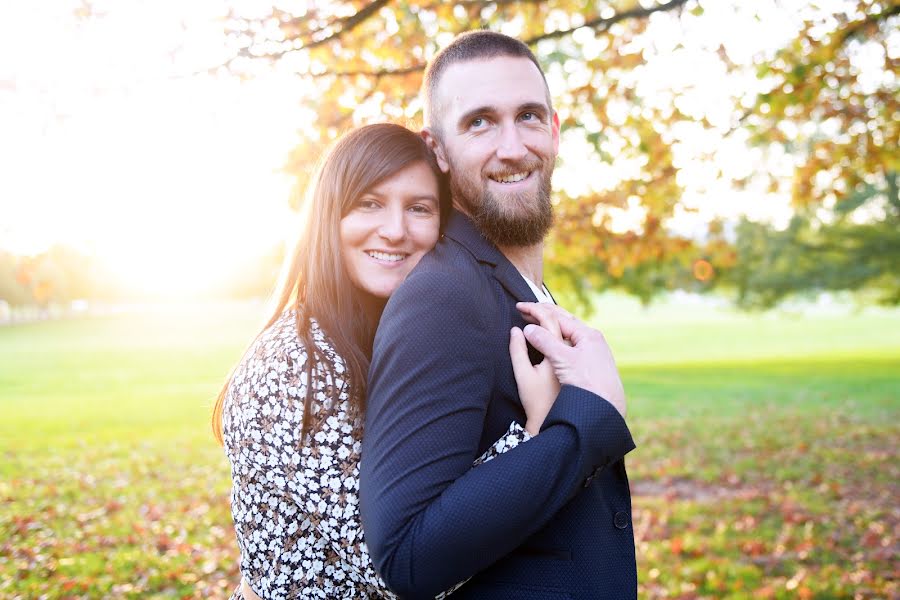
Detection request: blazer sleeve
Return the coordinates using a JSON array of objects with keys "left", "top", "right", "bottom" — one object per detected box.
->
[{"left": 360, "top": 270, "right": 635, "bottom": 599}]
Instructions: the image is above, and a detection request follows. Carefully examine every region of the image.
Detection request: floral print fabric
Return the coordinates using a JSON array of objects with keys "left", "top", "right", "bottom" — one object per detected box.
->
[{"left": 223, "top": 311, "right": 530, "bottom": 599}]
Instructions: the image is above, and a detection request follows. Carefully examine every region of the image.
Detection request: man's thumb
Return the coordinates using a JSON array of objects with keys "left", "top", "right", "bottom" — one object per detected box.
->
[{"left": 522, "top": 323, "right": 563, "bottom": 360}]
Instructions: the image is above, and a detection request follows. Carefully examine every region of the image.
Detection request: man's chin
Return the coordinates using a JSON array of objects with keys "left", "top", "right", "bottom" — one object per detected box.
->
[{"left": 473, "top": 210, "right": 553, "bottom": 247}]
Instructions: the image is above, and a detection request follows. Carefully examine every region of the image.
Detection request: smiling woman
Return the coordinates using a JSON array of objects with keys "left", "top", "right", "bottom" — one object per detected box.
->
[
  {"left": 212, "top": 123, "right": 457, "bottom": 599},
  {"left": 340, "top": 160, "right": 441, "bottom": 302}
]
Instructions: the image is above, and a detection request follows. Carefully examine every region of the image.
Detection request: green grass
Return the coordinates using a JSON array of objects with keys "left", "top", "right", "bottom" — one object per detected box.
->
[{"left": 1, "top": 296, "right": 897, "bottom": 598}]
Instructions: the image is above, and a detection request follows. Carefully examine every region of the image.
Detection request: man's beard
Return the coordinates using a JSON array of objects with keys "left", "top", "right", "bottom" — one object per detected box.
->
[{"left": 449, "top": 159, "right": 554, "bottom": 247}]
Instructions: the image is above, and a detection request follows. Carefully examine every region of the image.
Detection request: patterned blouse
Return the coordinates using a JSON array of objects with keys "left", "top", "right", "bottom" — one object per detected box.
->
[{"left": 223, "top": 311, "right": 531, "bottom": 600}]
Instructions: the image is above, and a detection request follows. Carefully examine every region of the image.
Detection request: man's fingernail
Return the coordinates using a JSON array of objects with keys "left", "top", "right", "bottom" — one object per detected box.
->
[{"left": 523, "top": 324, "right": 536, "bottom": 335}]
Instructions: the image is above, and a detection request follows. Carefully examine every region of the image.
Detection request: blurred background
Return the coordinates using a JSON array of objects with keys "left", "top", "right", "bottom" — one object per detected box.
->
[{"left": 0, "top": 0, "right": 897, "bottom": 598}]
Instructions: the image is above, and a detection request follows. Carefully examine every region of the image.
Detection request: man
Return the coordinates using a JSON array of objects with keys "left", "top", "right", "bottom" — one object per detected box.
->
[{"left": 360, "top": 31, "right": 637, "bottom": 599}]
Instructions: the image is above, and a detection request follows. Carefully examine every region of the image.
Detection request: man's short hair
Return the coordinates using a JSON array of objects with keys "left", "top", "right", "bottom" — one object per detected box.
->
[{"left": 422, "top": 30, "right": 552, "bottom": 132}]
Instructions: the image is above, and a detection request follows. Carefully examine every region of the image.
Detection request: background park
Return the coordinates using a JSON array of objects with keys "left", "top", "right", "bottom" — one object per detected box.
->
[{"left": 0, "top": 0, "right": 897, "bottom": 598}]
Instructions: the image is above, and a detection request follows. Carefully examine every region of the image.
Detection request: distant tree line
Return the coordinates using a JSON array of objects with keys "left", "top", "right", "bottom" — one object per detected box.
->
[
  {"left": 0, "top": 246, "right": 123, "bottom": 309},
  {"left": 0, "top": 244, "right": 287, "bottom": 309}
]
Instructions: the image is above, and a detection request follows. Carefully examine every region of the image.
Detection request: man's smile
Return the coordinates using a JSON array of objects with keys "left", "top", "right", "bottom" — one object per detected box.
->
[{"left": 489, "top": 170, "right": 532, "bottom": 184}]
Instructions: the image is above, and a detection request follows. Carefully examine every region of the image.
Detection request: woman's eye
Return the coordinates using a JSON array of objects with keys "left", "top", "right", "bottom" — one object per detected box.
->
[
  {"left": 409, "top": 203, "right": 435, "bottom": 214},
  {"left": 356, "top": 199, "right": 379, "bottom": 210}
]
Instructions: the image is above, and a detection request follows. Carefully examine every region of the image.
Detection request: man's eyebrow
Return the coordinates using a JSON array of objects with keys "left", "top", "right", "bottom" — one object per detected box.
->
[
  {"left": 456, "top": 105, "right": 496, "bottom": 129},
  {"left": 519, "top": 102, "right": 550, "bottom": 117}
]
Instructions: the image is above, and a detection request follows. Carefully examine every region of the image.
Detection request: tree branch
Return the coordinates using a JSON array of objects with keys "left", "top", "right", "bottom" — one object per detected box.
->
[
  {"left": 309, "top": 64, "right": 426, "bottom": 78},
  {"left": 221, "top": 0, "right": 691, "bottom": 76},
  {"left": 525, "top": 0, "right": 691, "bottom": 44},
  {"left": 415, "top": 0, "right": 545, "bottom": 11},
  {"left": 837, "top": 3, "right": 900, "bottom": 48},
  {"left": 231, "top": 0, "right": 392, "bottom": 61},
  {"left": 299, "top": 0, "right": 392, "bottom": 50}
]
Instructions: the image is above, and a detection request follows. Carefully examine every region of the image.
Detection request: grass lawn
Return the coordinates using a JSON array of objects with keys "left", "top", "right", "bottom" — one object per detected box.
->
[{"left": 1, "top": 296, "right": 897, "bottom": 598}]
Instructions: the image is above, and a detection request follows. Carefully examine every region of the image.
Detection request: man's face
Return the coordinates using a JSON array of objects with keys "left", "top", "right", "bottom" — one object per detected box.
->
[{"left": 425, "top": 56, "right": 560, "bottom": 247}]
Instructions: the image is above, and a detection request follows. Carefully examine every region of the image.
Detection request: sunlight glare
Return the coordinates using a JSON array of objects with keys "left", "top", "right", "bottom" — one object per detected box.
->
[{"left": 0, "top": 1, "right": 312, "bottom": 297}]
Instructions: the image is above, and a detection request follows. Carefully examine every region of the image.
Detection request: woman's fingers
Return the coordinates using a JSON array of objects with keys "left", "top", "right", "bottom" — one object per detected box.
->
[
  {"left": 511, "top": 326, "right": 562, "bottom": 436},
  {"left": 509, "top": 327, "right": 534, "bottom": 384}
]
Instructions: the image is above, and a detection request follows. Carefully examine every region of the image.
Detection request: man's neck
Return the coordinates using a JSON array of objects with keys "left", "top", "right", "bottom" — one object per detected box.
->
[
  {"left": 453, "top": 205, "right": 545, "bottom": 284},
  {"left": 498, "top": 242, "right": 543, "bottom": 285}
]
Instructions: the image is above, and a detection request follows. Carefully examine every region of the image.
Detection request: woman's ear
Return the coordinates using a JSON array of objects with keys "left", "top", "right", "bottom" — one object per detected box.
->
[{"left": 421, "top": 128, "right": 450, "bottom": 173}]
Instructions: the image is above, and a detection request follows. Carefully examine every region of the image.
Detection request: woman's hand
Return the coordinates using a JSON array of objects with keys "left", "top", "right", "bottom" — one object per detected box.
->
[
  {"left": 509, "top": 308, "right": 563, "bottom": 436},
  {"left": 516, "top": 302, "right": 626, "bottom": 419}
]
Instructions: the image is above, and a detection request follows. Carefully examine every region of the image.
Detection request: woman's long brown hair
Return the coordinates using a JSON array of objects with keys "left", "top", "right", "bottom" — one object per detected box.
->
[{"left": 212, "top": 123, "right": 449, "bottom": 445}]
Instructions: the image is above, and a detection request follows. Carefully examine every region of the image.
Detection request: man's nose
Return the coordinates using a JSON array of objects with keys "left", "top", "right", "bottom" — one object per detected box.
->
[
  {"left": 377, "top": 207, "right": 406, "bottom": 243},
  {"left": 495, "top": 123, "right": 528, "bottom": 162}
]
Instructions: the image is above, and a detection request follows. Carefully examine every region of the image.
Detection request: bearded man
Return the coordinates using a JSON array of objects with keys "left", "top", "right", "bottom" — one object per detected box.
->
[{"left": 360, "top": 31, "right": 637, "bottom": 599}]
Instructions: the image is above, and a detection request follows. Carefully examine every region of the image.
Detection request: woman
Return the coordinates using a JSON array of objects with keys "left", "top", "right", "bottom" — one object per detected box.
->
[{"left": 212, "top": 124, "right": 560, "bottom": 600}]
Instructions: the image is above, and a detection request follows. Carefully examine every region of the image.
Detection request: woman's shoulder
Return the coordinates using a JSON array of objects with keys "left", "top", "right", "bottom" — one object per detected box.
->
[
  {"left": 244, "top": 310, "right": 336, "bottom": 368},
  {"left": 223, "top": 310, "right": 346, "bottom": 437}
]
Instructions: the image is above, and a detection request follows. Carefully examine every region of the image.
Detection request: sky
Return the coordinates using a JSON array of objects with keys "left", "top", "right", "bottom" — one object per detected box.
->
[
  {"left": 0, "top": 0, "right": 310, "bottom": 294},
  {"left": 0, "top": 0, "right": 847, "bottom": 296}
]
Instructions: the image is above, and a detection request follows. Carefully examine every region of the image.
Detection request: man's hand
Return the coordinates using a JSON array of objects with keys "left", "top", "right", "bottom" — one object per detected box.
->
[{"left": 516, "top": 302, "right": 626, "bottom": 419}]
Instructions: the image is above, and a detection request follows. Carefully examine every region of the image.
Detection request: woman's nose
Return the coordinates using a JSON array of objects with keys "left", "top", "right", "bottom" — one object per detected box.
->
[{"left": 377, "top": 208, "right": 406, "bottom": 243}]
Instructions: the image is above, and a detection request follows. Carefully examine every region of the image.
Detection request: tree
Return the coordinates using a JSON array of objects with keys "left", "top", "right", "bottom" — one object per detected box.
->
[
  {"left": 730, "top": 0, "right": 899, "bottom": 307},
  {"left": 0, "top": 246, "right": 124, "bottom": 308},
  {"left": 221, "top": 0, "right": 898, "bottom": 307},
  {"left": 0, "top": 251, "right": 32, "bottom": 308},
  {"left": 728, "top": 173, "right": 900, "bottom": 308},
  {"left": 222, "top": 0, "right": 699, "bottom": 308}
]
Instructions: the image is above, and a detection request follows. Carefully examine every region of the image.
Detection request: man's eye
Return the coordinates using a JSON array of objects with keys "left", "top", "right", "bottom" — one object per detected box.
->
[
  {"left": 521, "top": 112, "right": 538, "bottom": 121},
  {"left": 470, "top": 117, "right": 486, "bottom": 128}
]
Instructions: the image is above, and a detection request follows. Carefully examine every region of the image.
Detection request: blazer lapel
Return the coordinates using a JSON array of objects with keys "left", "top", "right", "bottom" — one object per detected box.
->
[
  {"left": 443, "top": 210, "right": 539, "bottom": 304},
  {"left": 492, "top": 260, "right": 539, "bottom": 303}
]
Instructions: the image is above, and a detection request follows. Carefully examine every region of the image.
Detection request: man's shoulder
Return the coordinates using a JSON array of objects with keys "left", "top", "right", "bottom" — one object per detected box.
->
[
  {"left": 379, "top": 236, "right": 498, "bottom": 327},
  {"left": 398, "top": 235, "right": 488, "bottom": 294},
  {"left": 417, "top": 233, "right": 480, "bottom": 272}
]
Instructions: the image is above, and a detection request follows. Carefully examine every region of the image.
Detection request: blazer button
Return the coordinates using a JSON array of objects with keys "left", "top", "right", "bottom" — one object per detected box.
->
[{"left": 614, "top": 511, "right": 629, "bottom": 530}]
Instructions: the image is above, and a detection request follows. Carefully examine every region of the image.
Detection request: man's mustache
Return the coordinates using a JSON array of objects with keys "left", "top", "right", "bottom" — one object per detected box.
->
[{"left": 482, "top": 161, "right": 545, "bottom": 180}]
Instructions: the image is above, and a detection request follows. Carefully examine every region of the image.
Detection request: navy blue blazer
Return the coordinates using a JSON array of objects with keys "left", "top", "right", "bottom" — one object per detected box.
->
[{"left": 360, "top": 211, "right": 637, "bottom": 599}]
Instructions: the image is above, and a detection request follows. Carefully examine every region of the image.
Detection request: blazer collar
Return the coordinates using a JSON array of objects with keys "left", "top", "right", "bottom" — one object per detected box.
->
[{"left": 444, "top": 210, "right": 539, "bottom": 303}]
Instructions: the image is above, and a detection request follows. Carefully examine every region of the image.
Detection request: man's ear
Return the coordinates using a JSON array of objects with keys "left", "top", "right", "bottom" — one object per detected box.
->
[
  {"left": 551, "top": 112, "right": 561, "bottom": 154},
  {"left": 421, "top": 128, "right": 450, "bottom": 173}
]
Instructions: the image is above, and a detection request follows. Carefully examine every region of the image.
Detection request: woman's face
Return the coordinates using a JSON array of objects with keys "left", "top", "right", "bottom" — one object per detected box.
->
[{"left": 340, "top": 161, "right": 441, "bottom": 300}]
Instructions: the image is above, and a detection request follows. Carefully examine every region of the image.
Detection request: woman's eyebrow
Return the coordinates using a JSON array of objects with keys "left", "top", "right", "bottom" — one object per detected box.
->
[{"left": 408, "top": 193, "right": 438, "bottom": 202}]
